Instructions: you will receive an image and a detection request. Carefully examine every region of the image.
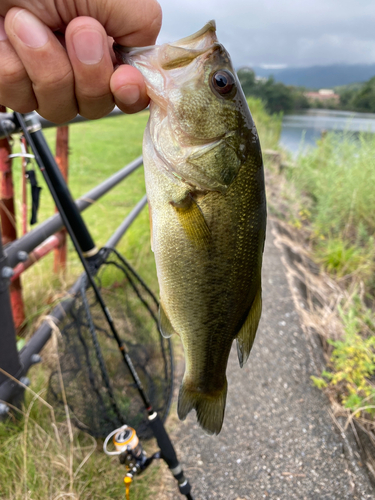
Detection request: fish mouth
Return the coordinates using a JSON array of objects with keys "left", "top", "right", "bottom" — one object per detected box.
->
[
  {"left": 114, "top": 41, "right": 223, "bottom": 72},
  {"left": 113, "top": 44, "right": 155, "bottom": 65},
  {"left": 173, "top": 20, "right": 217, "bottom": 46},
  {"left": 114, "top": 20, "right": 219, "bottom": 68}
]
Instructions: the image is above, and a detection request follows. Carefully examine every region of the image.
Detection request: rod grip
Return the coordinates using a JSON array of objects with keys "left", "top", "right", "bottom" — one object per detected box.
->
[
  {"left": 148, "top": 413, "right": 179, "bottom": 469},
  {"left": 148, "top": 414, "right": 193, "bottom": 498}
]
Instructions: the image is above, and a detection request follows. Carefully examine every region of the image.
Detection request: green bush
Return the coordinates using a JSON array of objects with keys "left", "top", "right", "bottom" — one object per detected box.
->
[{"left": 312, "top": 301, "right": 375, "bottom": 416}]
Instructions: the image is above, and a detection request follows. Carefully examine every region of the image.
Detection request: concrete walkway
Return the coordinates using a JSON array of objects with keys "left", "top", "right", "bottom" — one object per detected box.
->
[{"left": 165, "top": 220, "right": 374, "bottom": 500}]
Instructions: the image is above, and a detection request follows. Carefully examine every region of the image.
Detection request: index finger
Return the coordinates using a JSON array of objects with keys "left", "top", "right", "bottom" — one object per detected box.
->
[{"left": 4, "top": 8, "right": 77, "bottom": 123}]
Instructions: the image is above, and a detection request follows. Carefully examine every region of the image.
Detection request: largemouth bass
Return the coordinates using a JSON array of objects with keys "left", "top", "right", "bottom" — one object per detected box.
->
[{"left": 115, "top": 21, "right": 266, "bottom": 435}]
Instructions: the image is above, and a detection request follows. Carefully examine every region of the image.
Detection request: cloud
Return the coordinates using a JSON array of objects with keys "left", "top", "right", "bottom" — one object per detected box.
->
[{"left": 157, "top": 0, "right": 375, "bottom": 67}]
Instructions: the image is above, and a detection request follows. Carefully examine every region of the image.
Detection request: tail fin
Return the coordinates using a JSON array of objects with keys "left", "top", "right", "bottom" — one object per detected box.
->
[{"left": 177, "top": 379, "right": 227, "bottom": 435}]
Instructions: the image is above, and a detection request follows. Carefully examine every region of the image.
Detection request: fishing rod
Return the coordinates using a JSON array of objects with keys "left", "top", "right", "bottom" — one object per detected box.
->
[{"left": 13, "top": 111, "right": 193, "bottom": 500}]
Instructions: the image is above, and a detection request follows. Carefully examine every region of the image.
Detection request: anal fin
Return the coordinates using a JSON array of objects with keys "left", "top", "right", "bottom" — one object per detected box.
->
[
  {"left": 158, "top": 302, "right": 176, "bottom": 338},
  {"left": 236, "top": 286, "right": 262, "bottom": 368}
]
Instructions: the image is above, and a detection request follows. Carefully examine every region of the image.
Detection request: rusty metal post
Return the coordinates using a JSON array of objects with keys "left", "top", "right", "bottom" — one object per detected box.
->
[
  {"left": 53, "top": 126, "right": 69, "bottom": 274},
  {"left": 0, "top": 223, "right": 22, "bottom": 395},
  {"left": 0, "top": 105, "right": 25, "bottom": 330},
  {"left": 12, "top": 233, "right": 65, "bottom": 281}
]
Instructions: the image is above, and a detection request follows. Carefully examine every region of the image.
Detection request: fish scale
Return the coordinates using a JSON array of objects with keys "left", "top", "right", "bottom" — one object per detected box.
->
[{"left": 115, "top": 20, "right": 266, "bottom": 435}]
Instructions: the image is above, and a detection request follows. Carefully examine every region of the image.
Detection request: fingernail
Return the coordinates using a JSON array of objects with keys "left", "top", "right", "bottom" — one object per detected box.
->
[
  {"left": 72, "top": 29, "right": 104, "bottom": 65},
  {"left": 0, "top": 17, "right": 7, "bottom": 41},
  {"left": 13, "top": 9, "right": 49, "bottom": 48},
  {"left": 116, "top": 85, "right": 141, "bottom": 106}
]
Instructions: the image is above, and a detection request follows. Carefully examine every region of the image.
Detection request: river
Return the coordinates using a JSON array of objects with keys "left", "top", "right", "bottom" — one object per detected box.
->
[{"left": 280, "top": 109, "right": 375, "bottom": 155}]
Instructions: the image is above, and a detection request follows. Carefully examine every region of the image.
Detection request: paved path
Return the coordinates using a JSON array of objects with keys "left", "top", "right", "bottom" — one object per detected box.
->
[{"left": 164, "top": 220, "right": 374, "bottom": 500}]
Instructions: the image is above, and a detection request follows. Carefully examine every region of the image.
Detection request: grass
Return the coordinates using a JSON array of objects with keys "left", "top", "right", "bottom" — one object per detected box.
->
[
  {"left": 285, "top": 130, "right": 375, "bottom": 290},
  {"left": 288, "top": 131, "right": 375, "bottom": 241},
  {"left": 0, "top": 363, "right": 160, "bottom": 500}
]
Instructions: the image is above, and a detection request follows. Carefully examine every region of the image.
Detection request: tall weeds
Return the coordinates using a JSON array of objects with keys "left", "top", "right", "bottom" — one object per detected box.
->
[
  {"left": 287, "top": 131, "right": 375, "bottom": 289},
  {"left": 284, "top": 129, "right": 375, "bottom": 422}
]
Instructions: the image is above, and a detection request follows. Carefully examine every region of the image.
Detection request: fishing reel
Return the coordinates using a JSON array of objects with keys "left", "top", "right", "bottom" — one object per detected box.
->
[{"left": 103, "top": 425, "right": 161, "bottom": 498}]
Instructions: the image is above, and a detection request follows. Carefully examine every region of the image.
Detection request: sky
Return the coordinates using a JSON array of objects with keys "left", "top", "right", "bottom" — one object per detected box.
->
[{"left": 156, "top": 0, "right": 375, "bottom": 69}]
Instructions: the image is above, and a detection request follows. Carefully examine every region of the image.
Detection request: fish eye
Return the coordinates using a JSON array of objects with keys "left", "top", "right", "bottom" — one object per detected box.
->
[{"left": 211, "top": 70, "right": 235, "bottom": 96}]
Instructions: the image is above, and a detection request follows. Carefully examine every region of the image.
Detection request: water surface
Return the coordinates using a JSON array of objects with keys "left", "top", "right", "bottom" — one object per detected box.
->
[{"left": 280, "top": 109, "right": 375, "bottom": 155}]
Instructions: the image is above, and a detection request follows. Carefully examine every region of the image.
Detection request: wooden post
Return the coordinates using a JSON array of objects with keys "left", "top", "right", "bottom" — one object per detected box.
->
[
  {"left": 53, "top": 126, "right": 69, "bottom": 274},
  {"left": 0, "top": 105, "right": 25, "bottom": 330}
]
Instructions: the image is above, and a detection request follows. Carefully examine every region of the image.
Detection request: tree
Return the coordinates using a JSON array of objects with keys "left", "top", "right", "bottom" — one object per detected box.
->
[
  {"left": 351, "top": 76, "right": 375, "bottom": 113},
  {"left": 258, "top": 77, "right": 294, "bottom": 113},
  {"left": 237, "top": 70, "right": 309, "bottom": 114},
  {"left": 237, "top": 67, "right": 257, "bottom": 96}
]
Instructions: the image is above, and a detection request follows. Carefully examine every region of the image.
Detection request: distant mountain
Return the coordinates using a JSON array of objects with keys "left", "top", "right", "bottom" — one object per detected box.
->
[{"left": 251, "top": 64, "right": 375, "bottom": 89}]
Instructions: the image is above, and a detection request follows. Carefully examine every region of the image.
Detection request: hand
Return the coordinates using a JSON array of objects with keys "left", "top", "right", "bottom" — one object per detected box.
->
[{"left": 0, "top": 0, "right": 162, "bottom": 123}]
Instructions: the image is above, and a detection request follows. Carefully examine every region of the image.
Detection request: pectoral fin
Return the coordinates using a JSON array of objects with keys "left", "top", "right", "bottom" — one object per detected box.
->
[
  {"left": 171, "top": 194, "right": 211, "bottom": 249},
  {"left": 236, "top": 287, "right": 262, "bottom": 368},
  {"left": 158, "top": 302, "right": 176, "bottom": 338}
]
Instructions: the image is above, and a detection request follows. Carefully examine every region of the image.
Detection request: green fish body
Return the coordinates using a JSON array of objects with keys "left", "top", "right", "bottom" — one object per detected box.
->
[{"left": 115, "top": 21, "right": 266, "bottom": 435}]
